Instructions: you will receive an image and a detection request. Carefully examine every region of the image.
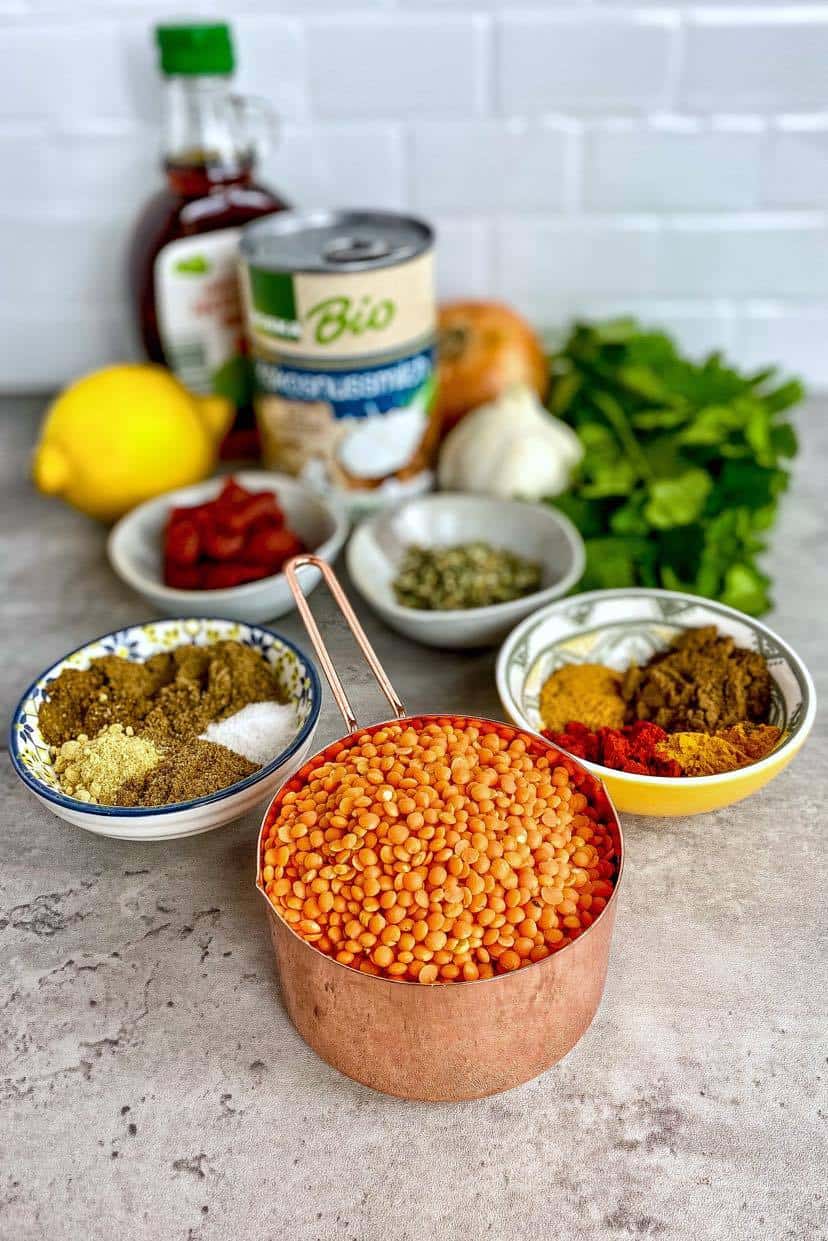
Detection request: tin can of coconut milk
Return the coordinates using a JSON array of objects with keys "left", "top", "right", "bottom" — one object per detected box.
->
[{"left": 240, "top": 210, "right": 439, "bottom": 512}]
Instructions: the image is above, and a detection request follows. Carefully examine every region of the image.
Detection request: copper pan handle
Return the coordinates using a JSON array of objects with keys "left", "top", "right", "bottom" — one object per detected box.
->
[{"left": 284, "top": 555, "right": 407, "bottom": 734}]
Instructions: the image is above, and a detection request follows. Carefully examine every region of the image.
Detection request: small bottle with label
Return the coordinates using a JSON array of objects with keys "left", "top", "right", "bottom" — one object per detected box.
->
[{"left": 130, "top": 21, "right": 288, "bottom": 458}]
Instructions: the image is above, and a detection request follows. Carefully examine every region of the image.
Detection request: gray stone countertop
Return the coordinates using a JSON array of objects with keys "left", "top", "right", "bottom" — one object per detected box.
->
[{"left": 1, "top": 397, "right": 825, "bottom": 1241}]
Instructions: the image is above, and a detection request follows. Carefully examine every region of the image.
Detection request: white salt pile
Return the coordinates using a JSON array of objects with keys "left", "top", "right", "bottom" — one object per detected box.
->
[{"left": 200, "top": 700, "right": 300, "bottom": 766}]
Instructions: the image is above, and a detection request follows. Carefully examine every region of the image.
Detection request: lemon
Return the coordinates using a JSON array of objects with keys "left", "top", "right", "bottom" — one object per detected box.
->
[{"left": 32, "top": 364, "right": 234, "bottom": 522}]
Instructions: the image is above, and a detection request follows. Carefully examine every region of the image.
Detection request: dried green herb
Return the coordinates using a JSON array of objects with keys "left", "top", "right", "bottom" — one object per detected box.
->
[{"left": 393, "top": 542, "right": 542, "bottom": 611}]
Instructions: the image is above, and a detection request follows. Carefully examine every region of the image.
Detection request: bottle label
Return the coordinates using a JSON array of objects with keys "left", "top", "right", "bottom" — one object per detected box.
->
[{"left": 154, "top": 229, "right": 249, "bottom": 403}]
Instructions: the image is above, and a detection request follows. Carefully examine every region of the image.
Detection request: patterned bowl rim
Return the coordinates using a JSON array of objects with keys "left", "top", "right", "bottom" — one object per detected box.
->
[
  {"left": 496, "top": 588, "right": 817, "bottom": 787},
  {"left": 8, "top": 617, "right": 323, "bottom": 818}
]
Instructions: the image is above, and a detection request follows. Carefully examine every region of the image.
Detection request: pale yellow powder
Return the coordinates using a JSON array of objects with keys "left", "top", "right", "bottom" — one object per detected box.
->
[{"left": 53, "top": 723, "right": 160, "bottom": 804}]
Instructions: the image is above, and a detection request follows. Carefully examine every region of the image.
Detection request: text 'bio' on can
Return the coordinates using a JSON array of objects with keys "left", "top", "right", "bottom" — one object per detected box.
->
[{"left": 240, "top": 210, "right": 439, "bottom": 512}]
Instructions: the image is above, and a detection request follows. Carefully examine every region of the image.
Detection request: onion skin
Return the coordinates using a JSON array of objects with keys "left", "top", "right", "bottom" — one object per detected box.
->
[{"left": 435, "top": 301, "right": 549, "bottom": 436}]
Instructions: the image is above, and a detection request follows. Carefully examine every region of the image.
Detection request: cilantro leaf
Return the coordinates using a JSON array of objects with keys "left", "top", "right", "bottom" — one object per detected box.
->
[
  {"left": 644, "top": 469, "right": 712, "bottom": 529},
  {"left": 719, "top": 563, "right": 773, "bottom": 615},
  {"left": 547, "top": 319, "right": 803, "bottom": 615}
]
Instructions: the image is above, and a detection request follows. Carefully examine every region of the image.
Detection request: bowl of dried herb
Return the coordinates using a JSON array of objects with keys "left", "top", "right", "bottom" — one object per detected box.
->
[
  {"left": 9, "top": 618, "right": 322, "bottom": 840},
  {"left": 496, "top": 589, "right": 815, "bottom": 816},
  {"left": 346, "top": 492, "right": 585, "bottom": 649}
]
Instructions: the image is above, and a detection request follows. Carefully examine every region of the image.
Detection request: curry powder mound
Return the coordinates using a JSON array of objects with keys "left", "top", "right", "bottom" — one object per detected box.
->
[
  {"left": 657, "top": 722, "right": 784, "bottom": 777},
  {"left": 622, "top": 626, "right": 771, "bottom": 734},
  {"left": 655, "top": 731, "right": 751, "bottom": 777},
  {"left": 715, "top": 722, "right": 784, "bottom": 763},
  {"left": 539, "top": 663, "right": 626, "bottom": 733}
]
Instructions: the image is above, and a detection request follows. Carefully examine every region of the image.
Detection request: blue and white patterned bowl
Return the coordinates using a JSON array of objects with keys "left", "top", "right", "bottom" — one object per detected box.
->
[{"left": 9, "top": 618, "right": 322, "bottom": 841}]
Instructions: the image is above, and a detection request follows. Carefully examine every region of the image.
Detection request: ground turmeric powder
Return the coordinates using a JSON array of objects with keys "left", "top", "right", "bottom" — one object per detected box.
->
[{"left": 539, "top": 663, "right": 626, "bottom": 733}]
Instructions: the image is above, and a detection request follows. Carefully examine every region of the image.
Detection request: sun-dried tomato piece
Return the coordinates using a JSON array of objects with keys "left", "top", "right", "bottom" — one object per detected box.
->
[
  {"left": 200, "top": 562, "right": 272, "bottom": 590},
  {"left": 201, "top": 527, "right": 245, "bottom": 561},
  {"left": 163, "top": 560, "right": 203, "bottom": 590},
  {"left": 164, "top": 518, "right": 200, "bottom": 566},
  {"left": 223, "top": 491, "right": 282, "bottom": 532},
  {"left": 242, "top": 526, "right": 303, "bottom": 568}
]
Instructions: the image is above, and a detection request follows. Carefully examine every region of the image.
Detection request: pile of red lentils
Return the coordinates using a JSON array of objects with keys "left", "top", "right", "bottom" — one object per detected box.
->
[{"left": 260, "top": 717, "right": 618, "bottom": 984}]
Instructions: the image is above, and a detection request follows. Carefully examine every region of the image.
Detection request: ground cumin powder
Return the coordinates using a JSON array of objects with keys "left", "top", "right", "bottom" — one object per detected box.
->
[
  {"left": 622, "top": 626, "right": 771, "bottom": 734},
  {"left": 114, "top": 738, "right": 256, "bottom": 807},
  {"left": 39, "top": 641, "right": 285, "bottom": 747},
  {"left": 142, "top": 641, "right": 284, "bottom": 740}
]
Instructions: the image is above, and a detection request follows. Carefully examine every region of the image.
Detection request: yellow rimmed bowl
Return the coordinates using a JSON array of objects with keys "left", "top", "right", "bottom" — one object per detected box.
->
[{"left": 496, "top": 589, "right": 816, "bottom": 817}]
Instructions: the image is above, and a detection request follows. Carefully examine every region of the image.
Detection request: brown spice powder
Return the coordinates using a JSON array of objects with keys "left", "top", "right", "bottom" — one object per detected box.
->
[
  {"left": 622, "top": 626, "right": 771, "bottom": 734},
  {"left": 142, "top": 641, "right": 285, "bottom": 740},
  {"left": 38, "top": 666, "right": 108, "bottom": 747}
]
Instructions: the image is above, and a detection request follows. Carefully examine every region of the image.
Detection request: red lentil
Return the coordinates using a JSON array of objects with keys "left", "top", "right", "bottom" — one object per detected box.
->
[{"left": 261, "top": 717, "right": 617, "bottom": 984}]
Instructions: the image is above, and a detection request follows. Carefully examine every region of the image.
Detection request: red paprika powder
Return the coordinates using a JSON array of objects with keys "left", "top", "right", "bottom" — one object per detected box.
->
[{"left": 543, "top": 719, "right": 683, "bottom": 778}]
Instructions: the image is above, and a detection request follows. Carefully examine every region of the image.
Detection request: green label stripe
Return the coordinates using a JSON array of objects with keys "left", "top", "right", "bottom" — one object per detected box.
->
[{"left": 249, "top": 267, "right": 297, "bottom": 319}]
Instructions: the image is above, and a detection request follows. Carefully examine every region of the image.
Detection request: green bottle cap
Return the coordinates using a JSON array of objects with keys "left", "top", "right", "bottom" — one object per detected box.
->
[{"left": 155, "top": 22, "right": 234, "bottom": 76}]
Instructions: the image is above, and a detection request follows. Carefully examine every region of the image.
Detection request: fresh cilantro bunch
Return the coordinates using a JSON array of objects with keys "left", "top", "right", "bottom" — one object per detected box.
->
[{"left": 548, "top": 319, "right": 802, "bottom": 615}]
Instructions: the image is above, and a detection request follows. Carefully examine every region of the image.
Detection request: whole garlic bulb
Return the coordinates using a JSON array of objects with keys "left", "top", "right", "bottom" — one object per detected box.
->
[{"left": 437, "top": 384, "right": 583, "bottom": 501}]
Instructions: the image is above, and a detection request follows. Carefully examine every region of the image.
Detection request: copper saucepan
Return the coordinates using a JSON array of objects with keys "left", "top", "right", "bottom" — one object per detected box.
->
[{"left": 256, "top": 556, "right": 624, "bottom": 1101}]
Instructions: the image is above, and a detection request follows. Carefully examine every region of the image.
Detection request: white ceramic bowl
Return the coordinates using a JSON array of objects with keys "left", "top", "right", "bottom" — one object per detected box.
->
[
  {"left": 108, "top": 471, "right": 348, "bottom": 624},
  {"left": 496, "top": 588, "right": 816, "bottom": 816},
  {"left": 9, "top": 618, "right": 322, "bottom": 841},
  {"left": 345, "top": 493, "right": 585, "bottom": 649}
]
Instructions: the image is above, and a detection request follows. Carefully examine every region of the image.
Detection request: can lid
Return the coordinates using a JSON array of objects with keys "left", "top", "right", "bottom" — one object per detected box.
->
[
  {"left": 240, "top": 210, "right": 434, "bottom": 274},
  {"left": 155, "top": 22, "right": 234, "bottom": 76}
]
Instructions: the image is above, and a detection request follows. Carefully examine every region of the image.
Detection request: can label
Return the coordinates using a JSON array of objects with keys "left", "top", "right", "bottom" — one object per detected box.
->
[{"left": 242, "top": 250, "right": 438, "bottom": 507}]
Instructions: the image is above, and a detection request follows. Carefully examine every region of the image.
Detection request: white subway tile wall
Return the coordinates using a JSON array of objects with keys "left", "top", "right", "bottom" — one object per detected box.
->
[
  {"left": 680, "top": 9, "right": 828, "bottom": 114},
  {"left": 498, "top": 12, "right": 679, "bottom": 115},
  {"left": 581, "top": 122, "right": 764, "bottom": 212},
  {"left": 309, "top": 15, "right": 489, "bottom": 118},
  {"left": 2, "top": 0, "right": 827, "bottom": 390}
]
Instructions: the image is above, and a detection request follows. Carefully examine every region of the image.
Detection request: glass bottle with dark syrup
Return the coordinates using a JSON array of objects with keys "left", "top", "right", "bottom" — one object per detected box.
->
[{"left": 131, "top": 22, "right": 288, "bottom": 457}]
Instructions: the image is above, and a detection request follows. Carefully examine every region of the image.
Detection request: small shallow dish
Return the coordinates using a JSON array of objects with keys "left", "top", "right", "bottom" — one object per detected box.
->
[
  {"left": 9, "top": 618, "right": 322, "bottom": 842},
  {"left": 346, "top": 492, "right": 585, "bottom": 649},
  {"left": 108, "top": 471, "right": 348, "bottom": 624},
  {"left": 497, "top": 588, "right": 816, "bottom": 817}
]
